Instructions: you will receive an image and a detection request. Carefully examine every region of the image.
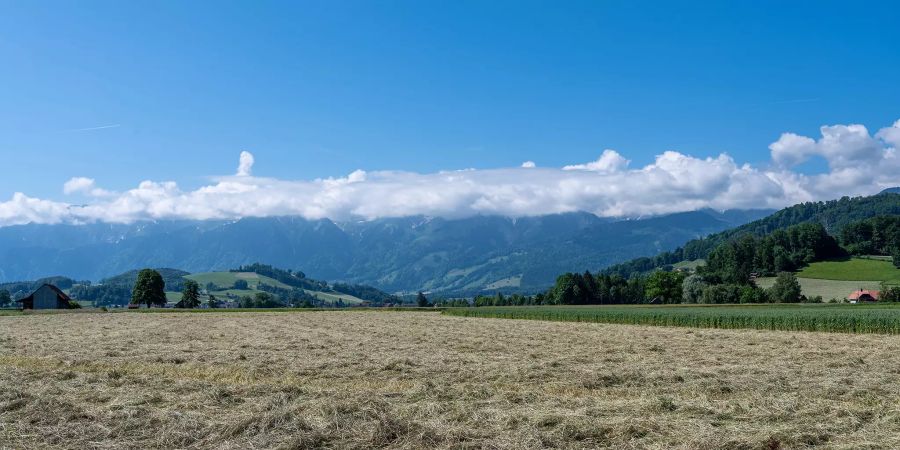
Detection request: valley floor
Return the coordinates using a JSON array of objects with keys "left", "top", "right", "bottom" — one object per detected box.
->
[{"left": 2, "top": 311, "right": 900, "bottom": 449}]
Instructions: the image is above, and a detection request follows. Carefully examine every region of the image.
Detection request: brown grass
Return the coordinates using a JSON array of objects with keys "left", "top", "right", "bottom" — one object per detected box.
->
[{"left": 2, "top": 311, "right": 900, "bottom": 449}]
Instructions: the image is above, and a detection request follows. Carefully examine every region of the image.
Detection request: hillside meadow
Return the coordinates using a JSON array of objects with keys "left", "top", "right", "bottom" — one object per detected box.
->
[
  {"left": 165, "top": 271, "right": 365, "bottom": 305},
  {"left": 797, "top": 258, "right": 900, "bottom": 283},
  {"left": 754, "top": 278, "right": 881, "bottom": 302},
  {"left": 755, "top": 257, "right": 900, "bottom": 300},
  {"left": 4, "top": 310, "right": 900, "bottom": 448}
]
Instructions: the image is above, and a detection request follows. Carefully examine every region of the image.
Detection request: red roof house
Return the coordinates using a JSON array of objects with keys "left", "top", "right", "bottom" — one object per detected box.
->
[{"left": 847, "top": 289, "right": 880, "bottom": 302}]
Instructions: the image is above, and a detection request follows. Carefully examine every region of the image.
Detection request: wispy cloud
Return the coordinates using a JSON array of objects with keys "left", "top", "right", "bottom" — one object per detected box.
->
[
  {"left": 65, "top": 124, "right": 121, "bottom": 132},
  {"left": 770, "top": 98, "right": 820, "bottom": 105}
]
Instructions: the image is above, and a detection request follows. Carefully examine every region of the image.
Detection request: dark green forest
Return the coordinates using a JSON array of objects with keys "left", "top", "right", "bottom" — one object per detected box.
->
[{"left": 602, "top": 192, "right": 900, "bottom": 278}]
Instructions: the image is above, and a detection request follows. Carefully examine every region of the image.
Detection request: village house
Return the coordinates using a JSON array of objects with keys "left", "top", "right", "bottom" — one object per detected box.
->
[
  {"left": 848, "top": 289, "right": 880, "bottom": 303},
  {"left": 17, "top": 284, "right": 76, "bottom": 309}
]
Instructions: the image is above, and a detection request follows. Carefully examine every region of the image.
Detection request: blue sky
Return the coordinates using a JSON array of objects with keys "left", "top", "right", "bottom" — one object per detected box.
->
[{"left": 0, "top": 1, "right": 898, "bottom": 224}]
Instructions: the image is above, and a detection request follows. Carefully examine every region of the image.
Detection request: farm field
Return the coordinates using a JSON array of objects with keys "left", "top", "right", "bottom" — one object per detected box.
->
[
  {"left": 753, "top": 257, "right": 900, "bottom": 300},
  {"left": 444, "top": 304, "right": 900, "bottom": 334},
  {"left": 186, "top": 271, "right": 293, "bottom": 290},
  {"left": 754, "top": 277, "right": 881, "bottom": 301},
  {"left": 3, "top": 311, "right": 900, "bottom": 448}
]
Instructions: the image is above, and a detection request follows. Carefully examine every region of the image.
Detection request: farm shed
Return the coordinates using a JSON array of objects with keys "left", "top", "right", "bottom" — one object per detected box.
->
[
  {"left": 848, "top": 289, "right": 880, "bottom": 302},
  {"left": 17, "top": 284, "right": 75, "bottom": 309}
]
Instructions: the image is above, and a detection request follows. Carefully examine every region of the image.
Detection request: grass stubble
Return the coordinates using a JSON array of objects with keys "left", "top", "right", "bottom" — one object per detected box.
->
[{"left": 2, "top": 311, "right": 900, "bottom": 449}]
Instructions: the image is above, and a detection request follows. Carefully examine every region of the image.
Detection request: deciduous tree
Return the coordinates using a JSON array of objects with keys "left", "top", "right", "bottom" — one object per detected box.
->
[
  {"left": 131, "top": 269, "right": 167, "bottom": 308},
  {"left": 769, "top": 272, "right": 802, "bottom": 303}
]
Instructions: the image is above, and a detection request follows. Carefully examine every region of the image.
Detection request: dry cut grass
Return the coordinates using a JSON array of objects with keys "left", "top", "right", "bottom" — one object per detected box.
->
[{"left": 2, "top": 311, "right": 900, "bottom": 449}]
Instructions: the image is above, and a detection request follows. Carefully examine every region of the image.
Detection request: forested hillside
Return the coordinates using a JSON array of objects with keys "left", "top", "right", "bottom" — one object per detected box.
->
[
  {"left": 603, "top": 192, "right": 900, "bottom": 277},
  {"left": 529, "top": 218, "right": 896, "bottom": 308},
  {"left": 839, "top": 215, "right": 900, "bottom": 259}
]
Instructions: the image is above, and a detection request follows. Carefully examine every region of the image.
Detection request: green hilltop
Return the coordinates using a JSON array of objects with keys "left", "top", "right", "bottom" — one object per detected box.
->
[
  {"left": 60, "top": 263, "right": 394, "bottom": 308},
  {"left": 174, "top": 270, "right": 366, "bottom": 305}
]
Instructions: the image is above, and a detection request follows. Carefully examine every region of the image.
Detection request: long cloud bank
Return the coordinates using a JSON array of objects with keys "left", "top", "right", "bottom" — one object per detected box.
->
[{"left": 2, "top": 120, "right": 900, "bottom": 226}]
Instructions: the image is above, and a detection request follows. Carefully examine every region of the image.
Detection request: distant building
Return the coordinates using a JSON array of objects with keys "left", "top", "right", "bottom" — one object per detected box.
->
[
  {"left": 848, "top": 289, "right": 880, "bottom": 302},
  {"left": 17, "top": 284, "right": 75, "bottom": 309}
]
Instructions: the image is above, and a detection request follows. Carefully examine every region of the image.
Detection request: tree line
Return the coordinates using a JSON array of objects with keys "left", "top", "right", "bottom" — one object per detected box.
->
[
  {"left": 839, "top": 215, "right": 900, "bottom": 266},
  {"left": 515, "top": 220, "right": 877, "bottom": 306}
]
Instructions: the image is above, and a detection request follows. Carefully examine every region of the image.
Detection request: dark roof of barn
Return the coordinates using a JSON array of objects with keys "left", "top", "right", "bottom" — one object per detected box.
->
[{"left": 16, "top": 284, "right": 72, "bottom": 303}]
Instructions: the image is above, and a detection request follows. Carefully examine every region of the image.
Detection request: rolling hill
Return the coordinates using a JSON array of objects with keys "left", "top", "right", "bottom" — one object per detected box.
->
[
  {"left": 171, "top": 271, "right": 366, "bottom": 305},
  {"left": 55, "top": 264, "right": 388, "bottom": 307}
]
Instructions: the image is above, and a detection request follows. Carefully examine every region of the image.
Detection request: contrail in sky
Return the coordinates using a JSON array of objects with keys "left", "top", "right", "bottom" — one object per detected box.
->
[
  {"left": 66, "top": 124, "right": 121, "bottom": 132},
  {"left": 771, "top": 98, "right": 820, "bottom": 105}
]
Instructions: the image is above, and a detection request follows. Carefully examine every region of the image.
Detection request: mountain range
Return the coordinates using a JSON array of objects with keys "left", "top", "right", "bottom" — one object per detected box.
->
[{"left": 0, "top": 209, "right": 772, "bottom": 294}]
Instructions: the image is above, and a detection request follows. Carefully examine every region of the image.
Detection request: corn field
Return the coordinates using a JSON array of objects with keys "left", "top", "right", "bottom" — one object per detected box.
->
[{"left": 442, "top": 304, "right": 900, "bottom": 334}]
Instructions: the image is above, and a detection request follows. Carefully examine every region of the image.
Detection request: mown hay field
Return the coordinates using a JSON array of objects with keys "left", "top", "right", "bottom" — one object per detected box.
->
[{"left": 3, "top": 311, "right": 900, "bottom": 449}]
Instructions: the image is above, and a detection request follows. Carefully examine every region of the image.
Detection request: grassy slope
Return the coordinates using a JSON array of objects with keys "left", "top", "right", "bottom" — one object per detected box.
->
[
  {"left": 174, "top": 271, "right": 364, "bottom": 305},
  {"left": 306, "top": 290, "right": 364, "bottom": 304},
  {"left": 755, "top": 277, "right": 881, "bottom": 301},
  {"left": 673, "top": 259, "right": 705, "bottom": 270},
  {"left": 185, "top": 272, "right": 293, "bottom": 290},
  {"left": 753, "top": 258, "right": 900, "bottom": 300},
  {"left": 797, "top": 258, "right": 900, "bottom": 282}
]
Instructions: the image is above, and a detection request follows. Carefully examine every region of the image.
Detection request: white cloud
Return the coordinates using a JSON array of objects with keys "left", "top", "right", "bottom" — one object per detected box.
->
[
  {"left": 563, "top": 149, "right": 629, "bottom": 172},
  {"left": 63, "top": 177, "right": 114, "bottom": 197},
  {"left": 769, "top": 133, "right": 817, "bottom": 167},
  {"left": 770, "top": 124, "right": 885, "bottom": 170},
  {"left": 63, "top": 177, "right": 96, "bottom": 195},
  {"left": 237, "top": 150, "right": 254, "bottom": 176},
  {"left": 0, "top": 193, "right": 73, "bottom": 226},
  {"left": 521, "top": 161, "right": 536, "bottom": 168},
  {"left": 1, "top": 119, "right": 900, "bottom": 227},
  {"left": 876, "top": 120, "right": 900, "bottom": 149}
]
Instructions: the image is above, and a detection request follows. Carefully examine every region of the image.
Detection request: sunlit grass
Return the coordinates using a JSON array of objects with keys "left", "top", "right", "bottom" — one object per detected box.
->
[{"left": 798, "top": 257, "right": 900, "bottom": 282}]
